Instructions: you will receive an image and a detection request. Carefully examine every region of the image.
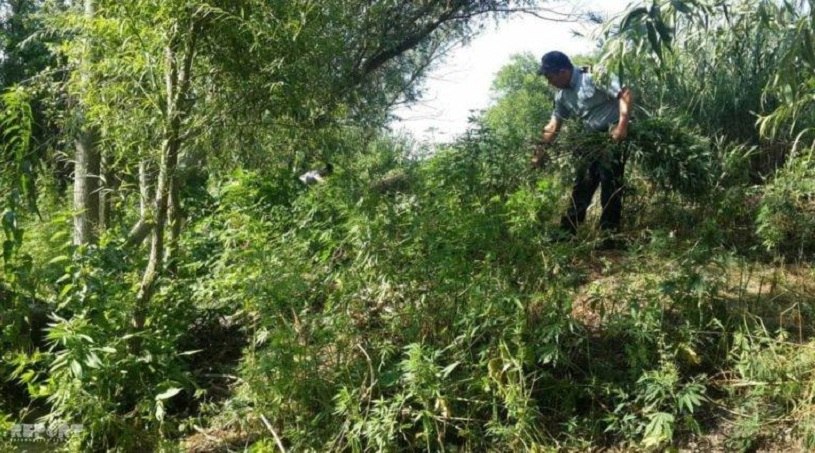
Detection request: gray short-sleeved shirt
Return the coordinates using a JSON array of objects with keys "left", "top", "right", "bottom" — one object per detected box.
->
[{"left": 552, "top": 68, "right": 622, "bottom": 132}]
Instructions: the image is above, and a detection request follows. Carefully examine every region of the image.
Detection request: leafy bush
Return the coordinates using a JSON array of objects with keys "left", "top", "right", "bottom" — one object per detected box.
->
[
  {"left": 756, "top": 148, "right": 815, "bottom": 257},
  {"left": 22, "top": 242, "right": 200, "bottom": 451},
  {"left": 725, "top": 325, "right": 815, "bottom": 451},
  {"left": 627, "top": 115, "right": 717, "bottom": 198}
]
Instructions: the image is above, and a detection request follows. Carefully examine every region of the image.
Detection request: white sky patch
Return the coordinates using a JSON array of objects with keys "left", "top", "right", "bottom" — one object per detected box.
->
[{"left": 391, "top": 0, "right": 633, "bottom": 144}]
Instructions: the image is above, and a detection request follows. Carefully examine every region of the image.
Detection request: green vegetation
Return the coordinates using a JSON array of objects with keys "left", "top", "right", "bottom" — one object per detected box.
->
[{"left": 1, "top": 0, "right": 815, "bottom": 451}]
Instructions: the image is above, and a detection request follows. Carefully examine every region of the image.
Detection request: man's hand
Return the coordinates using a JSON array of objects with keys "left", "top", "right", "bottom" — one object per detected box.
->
[
  {"left": 541, "top": 117, "right": 561, "bottom": 144},
  {"left": 611, "top": 87, "right": 633, "bottom": 143},
  {"left": 610, "top": 123, "right": 628, "bottom": 143}
]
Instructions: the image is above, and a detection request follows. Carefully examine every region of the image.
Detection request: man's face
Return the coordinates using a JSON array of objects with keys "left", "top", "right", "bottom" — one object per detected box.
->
[{"left": 543, "top": 68, "right": 571, "bottom": 89}]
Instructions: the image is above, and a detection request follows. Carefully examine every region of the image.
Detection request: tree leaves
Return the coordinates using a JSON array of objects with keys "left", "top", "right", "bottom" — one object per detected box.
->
[
  {"left": 620, "top": 7, "right": 649, "bottom": 32},
  {"left": 646, "top": 20, "right": 663, "bottom": 62},
  {"left": 0, "top": 88, "right": 35, "bottom": 266},
  {"left": 643, "top": 412, "right": 675, "bottom": 448},
  {"left": 669, "top": 0, "right": 693, "bottom": 15},
  {"left": 155, "top": 387, "right": 182, "bottom": 401}
]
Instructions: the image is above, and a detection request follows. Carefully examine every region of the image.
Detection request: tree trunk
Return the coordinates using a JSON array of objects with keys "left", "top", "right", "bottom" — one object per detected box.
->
[
  {"left": 72, "top": 0, "right": 101, "bottom": 246},
  {"left": 98, "top": 154, "right": 116, "bottom": 232},
  {"left": 98, "top": 172, "right": 107, "bottom": 232},
  {"left": 133, "top": 21, "right": 198, "bottom": 337},
  {"left": 139, "top": 158, "right": 152, "bottom": 218},
  {"left": 134, "top": 129, "right": 177, "bottom": 326},
  {"left": 166, "top": 172, "right": 182, "bottom": 276},
  {"left": 124, "top": 157, "right": 154, "bottom": 248},
  {"left": 73, "top": 127, "right": 100, "bottom": 245}
]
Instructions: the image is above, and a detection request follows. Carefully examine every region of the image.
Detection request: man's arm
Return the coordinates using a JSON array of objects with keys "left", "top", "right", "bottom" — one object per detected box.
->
[
  {"left": 611, "top": 87, "right": 633, "bottom": 143},
  {"left": 541, "top": 116, "right": 562, "bottom": 144},
  {"left": 532, "top": 116, "right": 562, "bottom": 169}
]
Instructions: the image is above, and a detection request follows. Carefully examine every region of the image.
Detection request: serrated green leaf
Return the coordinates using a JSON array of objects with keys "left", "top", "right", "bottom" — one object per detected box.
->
[
  {"left": 643, "top": 412, "right": 674, "bottom": 447},
  {"left": 441, "top": 361, "right": 460, "bottom": 378},
  {"left": 85, "top": 351, "right": 102, "bottom": 368},
  {"left": 59, "top": 283, "right": 74, "bottom": 298},
  {"left": 20, "top": 369, "right": 36, "bottom": 383},
  {"left": 70, "top": 359, "right": 82, "bottom": 378}
]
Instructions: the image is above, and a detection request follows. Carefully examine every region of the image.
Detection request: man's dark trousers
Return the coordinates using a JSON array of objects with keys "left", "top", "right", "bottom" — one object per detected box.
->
[{"left": 560, "top": 147, "right": 625, "bottom": 234}]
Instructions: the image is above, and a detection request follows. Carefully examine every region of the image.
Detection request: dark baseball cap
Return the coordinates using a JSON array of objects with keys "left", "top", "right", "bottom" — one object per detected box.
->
[{"left": 537, "top": 51, "right": 572, "bottom": 75}]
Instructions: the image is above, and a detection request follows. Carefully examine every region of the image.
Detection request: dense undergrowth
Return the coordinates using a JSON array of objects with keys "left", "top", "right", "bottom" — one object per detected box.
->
[
  {"left": 2, "top": 0, "right": 815, "bottom": 451},
  {"left": 7, "top": 120, "right": 815, "bottom": 451},
  {"left": 182, "top": 125, "right": 815, "bottom": 452}
]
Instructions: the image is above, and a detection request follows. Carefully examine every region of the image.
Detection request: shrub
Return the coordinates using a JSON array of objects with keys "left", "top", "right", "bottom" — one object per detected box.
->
[{"left": 756, "top": 148, "right": 815, "bottom": 257}]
